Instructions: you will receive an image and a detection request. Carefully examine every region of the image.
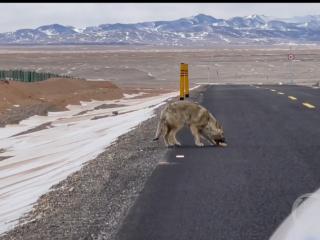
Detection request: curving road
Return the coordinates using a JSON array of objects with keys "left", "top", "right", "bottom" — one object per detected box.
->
[{"left": 116, "top": 85, "right": 320, "bottom": 240}]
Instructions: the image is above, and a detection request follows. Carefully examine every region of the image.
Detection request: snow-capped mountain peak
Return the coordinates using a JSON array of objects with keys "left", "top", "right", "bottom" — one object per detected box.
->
[
  {"left": 36, "top": 24, "right": 77, "bottom": 35},
  {"left": 1, "top": 13, "right": 320, "bottom": 45}
]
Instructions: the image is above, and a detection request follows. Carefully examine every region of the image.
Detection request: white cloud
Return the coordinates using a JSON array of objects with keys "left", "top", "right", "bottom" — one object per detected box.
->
[{"left": 1, "top": 3, "right": 320, "bottom": 32}]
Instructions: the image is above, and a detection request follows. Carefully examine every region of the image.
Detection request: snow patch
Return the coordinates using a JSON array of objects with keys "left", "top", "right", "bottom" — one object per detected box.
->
[
  {"left": 73, "top": 27, "right": 84, "bottom": 33},
  {"left": 0, "top": 86, "right": 198, "bottom": 235},
  {"left": 123, "top": 92, "right": 146, "bottom": 98},
  {"left": 41, "top": 29, "right": 56, "bottom": 36},
  {"left": 218, "top": 35, "right": 231, "bottom": 43}
]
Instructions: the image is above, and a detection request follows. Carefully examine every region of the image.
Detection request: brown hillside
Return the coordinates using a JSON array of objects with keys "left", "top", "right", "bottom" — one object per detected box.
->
[{"left": 0, "top": 78, "right": 123, "bottom": 126}]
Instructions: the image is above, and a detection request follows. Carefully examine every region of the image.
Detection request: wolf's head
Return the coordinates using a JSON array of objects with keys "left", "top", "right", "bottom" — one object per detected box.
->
[{"left": 203, "top": 118, "right": 226, "bottom": 145}]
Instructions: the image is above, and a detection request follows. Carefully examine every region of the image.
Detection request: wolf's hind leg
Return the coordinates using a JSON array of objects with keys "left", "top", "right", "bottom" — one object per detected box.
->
[
  {"left": 167, "top": 128, "right": 176, "bottom": 147},
  {"left": 171, "top": 127, "right": 181, "bottom": 146},
  {"left": 190, "top": 125, "right": 204, "bottom": 147},
  {"left": 164, "top": 126, "right": 175, "bottom": 147},
  {"left": 163, "top": 125, "right": 170, "bottom": 147}
]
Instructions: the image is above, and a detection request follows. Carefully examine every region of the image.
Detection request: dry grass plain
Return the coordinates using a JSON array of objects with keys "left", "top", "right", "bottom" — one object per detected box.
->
[{"left": 1, "top": 44, "right": 320, "bottom": 89}]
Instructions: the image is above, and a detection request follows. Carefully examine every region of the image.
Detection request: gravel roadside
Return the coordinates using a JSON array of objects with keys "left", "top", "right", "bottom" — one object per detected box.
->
[
  {"left": 0, "top": 103, "right": 60, "bottom": 127},
  {"left": 0, "top": 85, "right": 206, "bottom": 240}
]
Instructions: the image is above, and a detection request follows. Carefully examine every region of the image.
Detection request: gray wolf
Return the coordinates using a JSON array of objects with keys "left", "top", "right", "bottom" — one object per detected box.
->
[{"left": 153, "top": 101, "right": 227, "bottom": 147}]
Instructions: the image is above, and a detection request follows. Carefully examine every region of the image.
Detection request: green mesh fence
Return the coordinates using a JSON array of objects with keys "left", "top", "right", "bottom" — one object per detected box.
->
[{"left": 0, "top": 70, "right": 72, "bottom": 82}]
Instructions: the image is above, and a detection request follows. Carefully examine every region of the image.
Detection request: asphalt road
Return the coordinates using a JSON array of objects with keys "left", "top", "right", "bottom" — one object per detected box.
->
[{"left": 116, "top": 85, "right": 320, "bottom": 240}]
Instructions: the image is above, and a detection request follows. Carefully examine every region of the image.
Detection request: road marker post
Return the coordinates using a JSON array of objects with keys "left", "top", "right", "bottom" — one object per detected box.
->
[
  {"left": 180, "top": 63, "right": 185, "bottom": 100},
  {"left": 180, "top": 63, "right": 189, "bottom": 100},
  {"left": 185, "top": 64, "right": 189, "bottom": 98},
  {"left": 288, "top": 47, "right": 295, "bottom": 85}
]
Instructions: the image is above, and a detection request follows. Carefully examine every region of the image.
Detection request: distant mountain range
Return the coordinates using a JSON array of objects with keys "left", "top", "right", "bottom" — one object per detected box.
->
[{"left": 1, "top": 14, "right": 320, "bottom": 45}]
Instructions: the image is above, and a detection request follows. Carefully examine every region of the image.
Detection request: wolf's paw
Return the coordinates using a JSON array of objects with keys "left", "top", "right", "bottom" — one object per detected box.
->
[
  {"left": 196, "top": 142, "right": 204, "bottom": 147},
  {"left": 219, "top": 142, "right": 228, "bottom": 147}
]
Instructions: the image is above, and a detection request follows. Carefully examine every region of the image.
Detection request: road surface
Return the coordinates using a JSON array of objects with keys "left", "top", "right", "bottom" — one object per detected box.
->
[{"left": 116, "top": 85, "right": 320, "bottom": 240}]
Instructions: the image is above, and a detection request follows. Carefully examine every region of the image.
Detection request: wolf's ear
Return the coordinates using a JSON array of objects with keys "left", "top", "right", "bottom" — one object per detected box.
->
[{"left": 215, "top": 121, "right": 221, "bottom": 129}]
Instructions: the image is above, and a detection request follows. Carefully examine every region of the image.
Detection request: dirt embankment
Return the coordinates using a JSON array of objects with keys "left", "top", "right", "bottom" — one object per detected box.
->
[{"left": 0, "top": 78, "right": 123, "bottom": 127}]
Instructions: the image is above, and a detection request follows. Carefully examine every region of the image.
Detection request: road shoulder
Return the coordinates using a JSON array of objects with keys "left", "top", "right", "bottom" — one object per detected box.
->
[{"left": 0, "top": 85, "right": 206, "bottom": 240}]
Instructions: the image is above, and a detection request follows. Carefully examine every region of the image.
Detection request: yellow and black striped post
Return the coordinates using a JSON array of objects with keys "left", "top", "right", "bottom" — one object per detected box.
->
[
  {"left": 184, "top": 63, "right": 189, "bottom": 98},
  {"left": 180, "top": 63, "right": 189, "bottom": 100},
  {"left": 180, "top": 63, "right": 185, "bottom": 100}
]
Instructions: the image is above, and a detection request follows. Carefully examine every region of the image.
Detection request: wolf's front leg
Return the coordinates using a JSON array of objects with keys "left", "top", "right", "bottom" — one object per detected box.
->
[
  {"left": 200, "top": 133, "right": 216, "bottom": 146},
  {"left": 190, "top": 125, "right": 204, "bottom": 147}
]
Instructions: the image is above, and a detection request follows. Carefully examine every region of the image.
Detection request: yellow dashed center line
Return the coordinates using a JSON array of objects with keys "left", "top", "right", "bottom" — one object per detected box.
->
[
  {"left": 252, "top": 87, "right": 316, "bottom": 110},
  {"left": 302, "top": 102, "right": 316, "bottom": 109},
  {"left": 288, "top": 96, "right": 297, "bottom": 100}
]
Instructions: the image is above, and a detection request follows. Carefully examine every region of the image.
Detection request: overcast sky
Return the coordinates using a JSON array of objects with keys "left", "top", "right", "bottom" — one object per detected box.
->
[{"left": 1, "top": 3, "right": 320, "bottom": 32}]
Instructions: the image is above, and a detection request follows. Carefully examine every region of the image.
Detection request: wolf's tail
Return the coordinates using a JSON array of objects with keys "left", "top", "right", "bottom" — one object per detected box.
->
[{"left": 153, "top": 116, "right": 165, "bottom": 141}]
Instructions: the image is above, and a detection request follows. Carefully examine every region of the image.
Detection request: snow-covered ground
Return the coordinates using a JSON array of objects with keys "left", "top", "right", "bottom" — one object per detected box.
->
[
  {"left": 123, "top": 92, "right": 146, "bottom": 98},
  {"left": 0, "top": 88, "right": 194, "bottom": 235}
]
